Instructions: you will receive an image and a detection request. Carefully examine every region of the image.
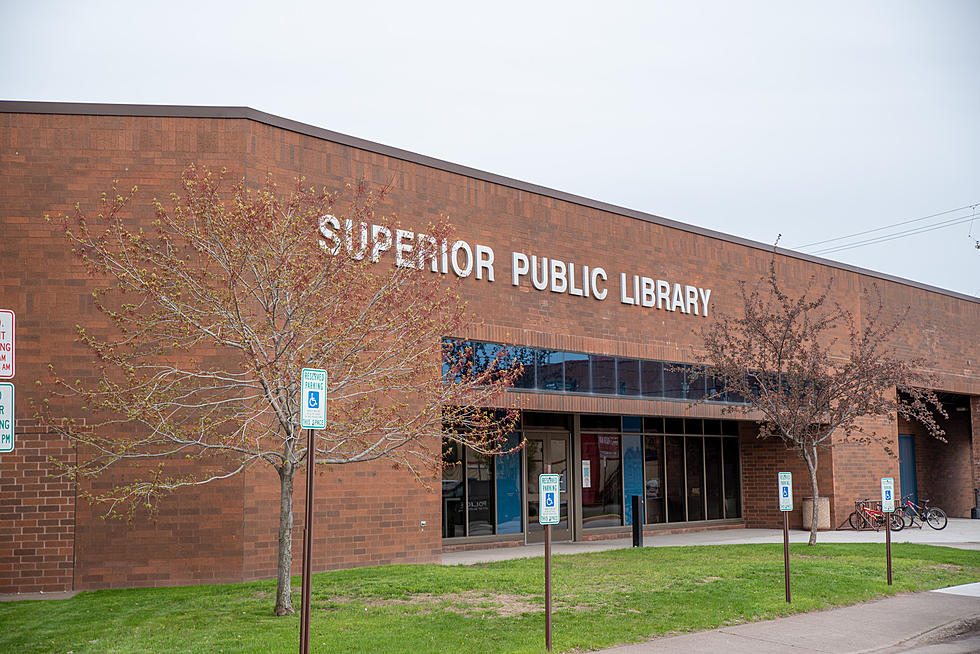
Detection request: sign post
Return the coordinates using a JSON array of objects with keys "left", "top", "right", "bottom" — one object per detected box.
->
[
  {"left": 539, "top": 471, "right": 560, "bottom": 652},
  {"left": 881, "top": 477, "right": 894, "bottom": 586},
  {"left": 0, "top": 383, "right": 13, "bottom": 454},
  {"left": 299, "top": 368, "right": 327, "bottom": 654},
  {"left": 778, "top": 472, "right": 793, "bottom": 603}
]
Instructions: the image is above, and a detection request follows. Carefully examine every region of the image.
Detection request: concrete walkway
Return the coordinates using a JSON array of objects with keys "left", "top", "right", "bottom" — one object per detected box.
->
[
  {"left": 443, "top": 519, "right": 980, "bottom": 653},
  {"left": 441, "top": 518, "right": 980, "bottom": 566},
  {"left": 600, "top": 584, "right": 980, "bottom": 653}
]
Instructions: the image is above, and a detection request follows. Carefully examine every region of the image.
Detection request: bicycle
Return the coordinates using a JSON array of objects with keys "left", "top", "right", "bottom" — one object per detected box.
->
[
  {"left": 848, "top": 499, "right": 904, "bottom": 531},
  {"left": 896, "top": 495, "right": 947, "bottom": 530}
]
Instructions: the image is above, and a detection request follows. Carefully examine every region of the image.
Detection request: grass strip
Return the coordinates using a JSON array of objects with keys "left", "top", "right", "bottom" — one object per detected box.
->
[{"left": 2, "top": 543, "right": 978, "bottom": 653}]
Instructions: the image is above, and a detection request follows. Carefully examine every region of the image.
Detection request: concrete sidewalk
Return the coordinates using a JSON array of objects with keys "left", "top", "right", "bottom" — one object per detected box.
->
[
  {"left": 599, "top": 584, "right": 980, "bottom": 653},
  {"left": 441, "top": 518, "right": 980, "bottom": 566}
]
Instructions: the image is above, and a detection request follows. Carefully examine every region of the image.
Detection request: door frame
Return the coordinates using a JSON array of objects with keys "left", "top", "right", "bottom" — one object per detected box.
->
[{"left": 523, "top": 429, "right": 574, "bottom": 543}]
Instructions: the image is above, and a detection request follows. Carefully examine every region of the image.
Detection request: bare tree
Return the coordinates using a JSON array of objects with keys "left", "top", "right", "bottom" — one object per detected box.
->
[
  {"left": 41, "top": 166, "right": 520, "bottom": 614},
  {"left": 699, "top": 260, "right": 944, "bottom": 545}
]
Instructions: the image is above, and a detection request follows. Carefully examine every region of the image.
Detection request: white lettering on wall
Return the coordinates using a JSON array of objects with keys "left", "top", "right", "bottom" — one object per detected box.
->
[{"left": 317, "top": 215, "right": 713, "bottom": 317}]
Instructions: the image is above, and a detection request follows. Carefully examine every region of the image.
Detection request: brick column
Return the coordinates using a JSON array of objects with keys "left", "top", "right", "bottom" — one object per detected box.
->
[{"left": 0, "top": 419, "right": 75, "bottom": 594}]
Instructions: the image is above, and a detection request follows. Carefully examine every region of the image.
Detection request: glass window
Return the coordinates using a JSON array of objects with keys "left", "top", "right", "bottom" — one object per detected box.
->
[
  {"left": 511, "top": 346, "right": 536, "bottom": 389},
  {"left": 686, "top": 369, "right": 707, "bottom": 401},
  {"left": 617, "top": 358, "right": 640, "bottom": 395},
  {"left": 442, "top": 442, "right": 466, "bottom": 538},
  {"left": 467, "top": 342, "right": 502, "bottom": 382},
  {"left": 622, "top": 416, "right": 642, "bottom": 432},
  {"left": 564, "top": 352, "right": 590, "bottom": 392},
  {"left": 441, "top": 338, "right": 468, "bottom": 382},
  {"left": 685, "top": 437, "right": 705, "bottom": 521},
  {"left": 723, "top": 437, "right": 741, "bottom": 518},
  {"left": 581, "top": 414, "right": 620, "bottom": 431},
  {"left": 703, "top": 419, "right": 722, "bottom": 436},
  {"left": 466, "top": 452, "right": 495, "bottom": 536},
  {"left": 663, "top": 364, "right": 689, "bottom": 399},
  {"left": 664, "top": 418, "right": 684, "bottom": 435},
  {"left": 704, "top": 373, "right": 727, "bottom": 402},
  {"left": 536, "top": 350, "right": 563, "bottom": 391},
  {"left": 722, "top": 420, "right": 739, "bottom": 437},
  {"left": 640, "top": 360, "right": 664, "bottom": 397},
  {"left": 704, "top": 438, "right": 724, "bottom": 519},
  {"left": 591, "top": 355, "right": 616, "bottom": 394},
  {"left": 581, "top": 434, "right": 623, "bottom": 528},
  {"left": 523, "top": 412, "right": 570, "bottom": 429},
  {"left": 643, "top": 417, "right": 664, "bottom": 433},
  {"left": 665, "top": 436, "right": 686, "bottom": 522},
  {"left": 495, "top": 434, "right": 523, "bottom": 534},
  {"left": 684, "top": 419, "right": 703, "bottom": 435},
  {"left": 644, "top": 435, "right": 665, "bottom": 524}
]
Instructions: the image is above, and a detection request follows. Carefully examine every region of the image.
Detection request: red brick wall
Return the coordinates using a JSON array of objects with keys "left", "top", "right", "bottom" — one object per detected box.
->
[
  {"left": 738, "top": 423, "right": 837, "bottom": 529},
  {"left": 0, "top": 419, "right": 74, "bottom": 593},
  {"left": 1, "top": 108, "right": 978, "bottom": 593}
]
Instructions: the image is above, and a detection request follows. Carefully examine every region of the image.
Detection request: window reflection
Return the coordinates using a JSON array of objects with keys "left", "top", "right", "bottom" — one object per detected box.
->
[{"left": 440, "top": 338, "right": 747, "bottom": 405}]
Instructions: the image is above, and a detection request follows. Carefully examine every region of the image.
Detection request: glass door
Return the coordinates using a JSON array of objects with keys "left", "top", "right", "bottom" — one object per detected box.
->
[{"left": 526, "top": 434, "right": 571, "bottom": 543}]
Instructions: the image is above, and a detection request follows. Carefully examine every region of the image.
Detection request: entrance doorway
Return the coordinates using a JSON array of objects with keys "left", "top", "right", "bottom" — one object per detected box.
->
[
  {"left": 526, "top": 433, "right": 571, "bottom": 543},
  {"left": 899, "top": 434, "right": 918, "bottom": 505}
]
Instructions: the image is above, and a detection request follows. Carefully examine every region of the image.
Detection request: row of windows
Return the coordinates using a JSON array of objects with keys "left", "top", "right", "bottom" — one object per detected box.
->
[
  {"left": 443, "top": 339, "right": 746, "bottom": 403},
  {"left": 442, "top": 417, "right": 742, "bottom": 539}
]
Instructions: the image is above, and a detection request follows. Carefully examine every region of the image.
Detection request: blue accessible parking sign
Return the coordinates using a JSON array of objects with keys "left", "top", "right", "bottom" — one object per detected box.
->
[{"left": 300, "top": 369, "right": 326, "bottom": 429}]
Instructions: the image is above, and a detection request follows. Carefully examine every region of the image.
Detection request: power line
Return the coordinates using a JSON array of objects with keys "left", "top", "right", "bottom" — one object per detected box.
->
[
  {"left": 795, "top": 203, "right": 978, "bottom": 250},
  {"left": 810, "top": 214, "right": 979, "bottom": 255}
]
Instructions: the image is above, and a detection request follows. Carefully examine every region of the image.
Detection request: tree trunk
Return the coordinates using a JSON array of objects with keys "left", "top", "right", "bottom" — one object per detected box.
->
[
  {"left": 274, "top": 463, "right": 296, "bottom": 616},
  {"left": 804, "top": 445, "right": 820, "bottom": 546}
]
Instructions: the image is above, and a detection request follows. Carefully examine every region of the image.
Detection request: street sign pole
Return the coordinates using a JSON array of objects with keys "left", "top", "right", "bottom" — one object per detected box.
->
[
  {"left": 539, "top": 467, "right": 560, "bottom": 652},
  {"left": 299, "top": 369, "right": 327, "bottom": 654},
  {"left": 778, "top": 472, "right": 793, "bottom": 603},
  {"left": 300, "top": 426, "right": 315, "bottom": 654},
  {"left": 882, "top": 477, "right": 895, "bottom": 586}
]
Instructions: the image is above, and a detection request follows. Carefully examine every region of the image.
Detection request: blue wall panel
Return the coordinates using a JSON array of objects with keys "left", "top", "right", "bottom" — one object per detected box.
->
[
  {"left": 623, "top": 434, "right": 644, "bottom": 525},
  {"left": 495, "top": 433, "right": 523, "bottom": 534}
]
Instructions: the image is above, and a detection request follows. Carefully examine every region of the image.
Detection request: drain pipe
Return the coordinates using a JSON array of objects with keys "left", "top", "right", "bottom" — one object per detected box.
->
[{"left": 972, "top": 489, "right": 980, "bottom": 520}]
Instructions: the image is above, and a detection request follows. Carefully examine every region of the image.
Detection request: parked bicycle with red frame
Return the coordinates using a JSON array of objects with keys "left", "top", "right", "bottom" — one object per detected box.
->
[
  {"left": 896, "top": 495, "right": 947, "bottom": 530},
  {"left": 848, "top": 498, "right": 904, "bottom": 531}
]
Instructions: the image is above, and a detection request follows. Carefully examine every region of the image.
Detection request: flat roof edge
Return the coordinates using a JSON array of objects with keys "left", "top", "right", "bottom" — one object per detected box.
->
[{"left": 2, "top": 100, "right": 976, "bottom": 304}]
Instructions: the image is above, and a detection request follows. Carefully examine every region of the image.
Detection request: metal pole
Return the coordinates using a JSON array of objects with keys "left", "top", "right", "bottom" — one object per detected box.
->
[
  {"left": 300, "top": 428, "right": 315, "bottom": 654},
  {"left": 783, "top": 511, "right": 791, "bottom": 603},
  {"left": 545, "top": 462, "right": 552, "bottom": 652},
  {"left": 885, "top": 511, "right": 892, "bottom": 585},
  {"left": 632, "top": 495, "right": 643, "bottom": 547},
  {"left": 545, "top": 522, "right": 552, "bottom": 651}
]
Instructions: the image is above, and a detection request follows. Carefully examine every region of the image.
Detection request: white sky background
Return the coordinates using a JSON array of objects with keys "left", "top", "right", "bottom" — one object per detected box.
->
[{"left": 2, "top": 0, "right": 978, "bottom": 296}]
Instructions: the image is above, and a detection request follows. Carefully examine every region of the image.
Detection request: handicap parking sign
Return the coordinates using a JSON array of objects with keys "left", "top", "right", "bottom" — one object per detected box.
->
[
  {"left": 300, "top": 369, "right": 326, "bottom": 429},
  {"left": 545, "top": 492, "right": 555, "bottom": 508}
]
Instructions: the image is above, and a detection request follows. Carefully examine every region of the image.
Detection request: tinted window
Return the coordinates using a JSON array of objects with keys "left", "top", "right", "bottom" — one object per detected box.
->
[
  {"left": 510, "top": 346, "right": 536, "bottom": 389},
  {"left": 591, "top": 355, "right": 616, "bottom": 394},
  {"left": 663, "top": 364, "right": 688, "bottom": 399},
  {"left": 536, "top": 350, "right": 563, "bottom": 391},
  {"left": 617, "top": 358, "right": 640, "bottom": 395},
  {"left": 640, "top": 360, "right": 664, "bottom": 397},
  {"left": 564, "top": 352, "right": 590, "bottom": 392}
]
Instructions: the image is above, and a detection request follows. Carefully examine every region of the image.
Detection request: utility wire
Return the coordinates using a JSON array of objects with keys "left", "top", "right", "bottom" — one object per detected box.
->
[
  {"left": 795, "top": 203, "right": 978, "bottom": 250},
  {"left": 810, "top": 214, "right": 979, "bottom": 255}
]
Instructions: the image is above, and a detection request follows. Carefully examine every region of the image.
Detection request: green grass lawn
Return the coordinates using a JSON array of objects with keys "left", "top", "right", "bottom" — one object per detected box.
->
[{"left": 3, "top": 543, "right": 979, "bottom": 653}]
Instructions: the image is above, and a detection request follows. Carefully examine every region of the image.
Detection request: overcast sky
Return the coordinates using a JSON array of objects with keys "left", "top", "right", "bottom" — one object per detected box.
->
[{"left": 3, "top": 0, "right": 978, "bottom": 296}]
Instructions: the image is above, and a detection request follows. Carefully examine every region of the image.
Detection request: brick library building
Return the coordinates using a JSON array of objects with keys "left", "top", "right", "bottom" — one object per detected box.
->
[{"left": 1, "top": 102, "right": 978, "bottom": 594}]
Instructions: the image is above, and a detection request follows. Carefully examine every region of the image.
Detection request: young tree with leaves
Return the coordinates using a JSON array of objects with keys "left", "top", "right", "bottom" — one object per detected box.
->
[
  {"left": 699, "top": 260, "right": 944, "bottom": 545},
  {"left": 41, "top": 166, "right": 521, "bottom": 615}
]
